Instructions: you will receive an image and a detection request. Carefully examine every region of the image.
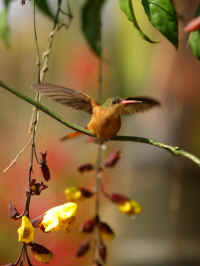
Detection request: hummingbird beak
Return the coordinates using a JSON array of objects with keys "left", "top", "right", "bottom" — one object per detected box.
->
[{"left": 120, "top": 99, "right": 142, "bottom": 105}]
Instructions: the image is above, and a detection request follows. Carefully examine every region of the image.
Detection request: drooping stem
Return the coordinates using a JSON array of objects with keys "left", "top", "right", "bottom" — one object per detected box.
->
[
  {"left": 22, "top": 0, "right": 41, "bottom": 220},
  {"left": 94, "top": 21, "right": 104, "bottom": 260},
  {"left": 95, "top": 143, "right": 103, "bottom": 214}
]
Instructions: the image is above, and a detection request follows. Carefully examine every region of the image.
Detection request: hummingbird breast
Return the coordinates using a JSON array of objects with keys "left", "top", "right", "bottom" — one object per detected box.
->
[{"left": 87, "top": 106, "right": 121, "bottom": 140}]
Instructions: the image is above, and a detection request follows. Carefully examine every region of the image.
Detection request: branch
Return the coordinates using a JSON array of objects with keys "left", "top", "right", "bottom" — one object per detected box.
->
[
  {"left": 1, "top": 80, "right": 200, "bottom": 167},
  {"left": 112, "top": 136, "right": 200, "bottom": 167}
]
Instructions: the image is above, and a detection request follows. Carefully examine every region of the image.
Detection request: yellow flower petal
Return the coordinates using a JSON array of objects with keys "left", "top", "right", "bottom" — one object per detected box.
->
[
  {"left": 65, "top": 187, "right": 82, "bottom": 202},
  {"left": 17, "top": 216, "right": 34, "bottom": 244},
  {"left": 101, "top": 231, "right": 115, "bottom": 241},
  {"left": 118, "top": 200, "right": 142, "bottom": 216},
  {"left": 40, "top": 202, "right": 77, "bottom": 232}
]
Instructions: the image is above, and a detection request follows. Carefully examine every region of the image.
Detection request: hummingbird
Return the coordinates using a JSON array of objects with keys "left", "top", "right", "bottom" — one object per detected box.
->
[{"left": 33, "top": 83, "right": 160, "bottom": 141}]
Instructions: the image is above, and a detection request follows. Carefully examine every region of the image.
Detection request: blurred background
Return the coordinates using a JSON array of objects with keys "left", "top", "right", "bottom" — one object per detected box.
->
[{"left": 0, "top": 0, "right": 200, "bottom": 265}]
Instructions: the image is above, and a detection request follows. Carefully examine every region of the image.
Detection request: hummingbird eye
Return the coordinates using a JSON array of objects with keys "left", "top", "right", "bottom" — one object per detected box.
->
[{"left": 112, "top": 98, "right": 121, "bottom": 105}]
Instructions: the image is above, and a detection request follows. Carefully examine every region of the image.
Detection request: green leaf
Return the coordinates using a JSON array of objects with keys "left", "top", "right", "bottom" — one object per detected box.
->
[
  {"left": 0, "top": 7, "right": 9, "bottom": 47},
  {"left": 35, "top": 0, "right": 55, "bottom": 20},
  {"left": 0, "top": 0, "right": 12, "bottom": 47},
  {"left": 119, "top": 0, "right": 155, "bottom": 43},
  {"left": 4, "top": 0, "right": 11, "bottom": 7},
  {"left": 188, "top": 5, "right": 200, "bottom": 60},
  {"left": 81, "top": 0, "right": 106, "bottom": 56},
  {"left": 141, "top": 0, "right": 178, "bottom": 48}
]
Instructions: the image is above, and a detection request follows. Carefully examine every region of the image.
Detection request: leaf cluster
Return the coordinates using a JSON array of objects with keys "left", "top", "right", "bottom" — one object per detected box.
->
[{"left": 1, "top": 0, "right": 200, "bottom": 59}]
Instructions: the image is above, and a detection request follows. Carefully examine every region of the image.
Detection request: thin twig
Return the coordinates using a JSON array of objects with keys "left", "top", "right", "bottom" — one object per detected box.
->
[
  {"left": 33, "top": 0, "right": 41, "bottom": 84},
  {"left": 3, "top": 137, "right": 32, "bottom": 173},
  {"left": 14, "top": 244, "right": 25, "bottom": 266},
  {"left": 40, "top": 0, "right": 67, "bottom": 82},
  {"left": 28, "top": 0, "right": 41, "bottom": 134},
  {"left": 0, "top": 80, "right": 200, "bottom": 167}
]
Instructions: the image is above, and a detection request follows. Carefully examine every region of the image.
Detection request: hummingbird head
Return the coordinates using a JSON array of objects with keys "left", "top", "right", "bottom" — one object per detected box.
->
[{"left": 102, "top": 97, "right": 122, "bottom": 108}]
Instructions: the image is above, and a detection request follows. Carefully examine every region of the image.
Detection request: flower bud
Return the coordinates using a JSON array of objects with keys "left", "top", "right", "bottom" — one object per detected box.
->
[
  {"left": 78, "top": 163, "right": 94, "bottom": 173},
  {"left": 104, "top": 150, "right": 121, "bottom": 168},
  {"left": 98, "top": 222, "right": 115, "bottom": 241},
  {"left": 108, "top": 193, "right": 130, "bottom": 204},
  {"left": 81, "top": 216, "right": 98, "bottom": 233},
  {"left": 29, "top": 242, "right": 53, "bottom": 263},
  {"left": 30, "top": 179, "right": 48, "bottom": 195},
  {"left": 40, "top": 152, "right": 51, "bottom": 181},
  {"left": 76, "top": 240, "right": 91, "bottom": 257},
  {"left": 99, "top": 241, "right": 107, "bottom": 263}
]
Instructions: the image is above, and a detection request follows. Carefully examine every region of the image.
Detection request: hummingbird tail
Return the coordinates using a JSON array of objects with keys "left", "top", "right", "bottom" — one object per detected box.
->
[{"left": 60, "top": 131, "right": 83, "bottom": 141}]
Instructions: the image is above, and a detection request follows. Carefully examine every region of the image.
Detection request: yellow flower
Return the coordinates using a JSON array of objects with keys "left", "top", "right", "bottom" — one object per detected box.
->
[
  {"left": 118, "top": 200, "right": 142, "bottom": 216},
  {"left": 17, "top": 216, "right": 34, "bottom": 244},
  {"left": 65, "top": 187, "right": 82, "bottom": 202},
  {"left": 40, "top": 202, "right": 77, "bottom": 232}
]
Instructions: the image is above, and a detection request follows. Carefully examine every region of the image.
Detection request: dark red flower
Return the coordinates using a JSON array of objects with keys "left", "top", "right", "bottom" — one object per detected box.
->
[{"left": 78, "top": 163, "right": 94, "bottom": 173}]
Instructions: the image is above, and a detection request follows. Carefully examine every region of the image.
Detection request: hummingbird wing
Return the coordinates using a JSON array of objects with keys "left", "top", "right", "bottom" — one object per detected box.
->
[
  {"left": 33, "top": 83, "right": 96, "bottom": 114},
  {"left": 120, "top": 97, "right": 160, "bottom": 115}
]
